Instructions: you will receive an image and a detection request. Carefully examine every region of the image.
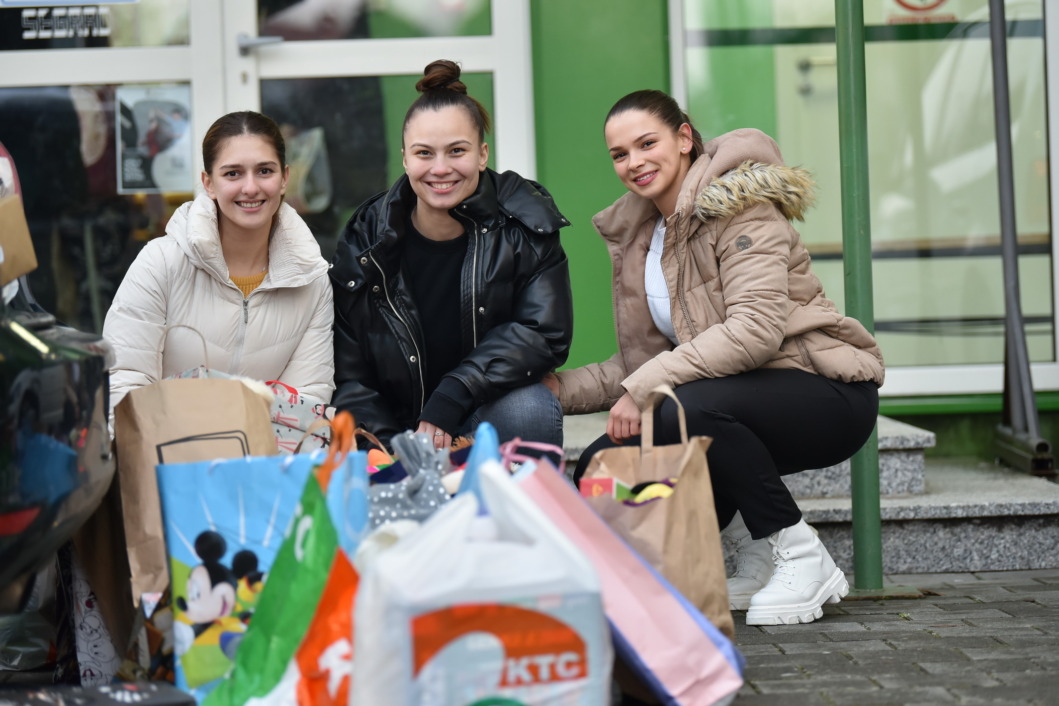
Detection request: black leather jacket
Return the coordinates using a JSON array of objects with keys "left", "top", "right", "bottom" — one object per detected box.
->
[{"left": 330, "top": 168, "right": 573, "bottom": 445}]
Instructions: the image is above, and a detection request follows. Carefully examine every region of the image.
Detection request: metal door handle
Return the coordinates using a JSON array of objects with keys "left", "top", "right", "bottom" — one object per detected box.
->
[{"left": 237, "top": 33, "right": 284, "bottom": 56}]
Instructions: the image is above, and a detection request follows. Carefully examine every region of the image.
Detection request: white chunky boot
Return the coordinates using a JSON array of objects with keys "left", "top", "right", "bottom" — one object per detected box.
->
[
  {"left": 745, "top": 519, "right": 848, "bottom": 625},
  {"left": 723, "top": 512, "right": 774, "bottom": 611}
]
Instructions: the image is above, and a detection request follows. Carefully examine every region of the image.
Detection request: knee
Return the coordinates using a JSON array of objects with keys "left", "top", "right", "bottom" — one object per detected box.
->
[{"left": 479, "top": 383, "right": 563, "bottom": 445}]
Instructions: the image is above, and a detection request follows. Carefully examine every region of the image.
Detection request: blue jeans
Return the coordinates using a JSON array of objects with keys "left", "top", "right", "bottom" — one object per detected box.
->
[{"left": 460, "top": 383, "right": 564, "bottom": 448}]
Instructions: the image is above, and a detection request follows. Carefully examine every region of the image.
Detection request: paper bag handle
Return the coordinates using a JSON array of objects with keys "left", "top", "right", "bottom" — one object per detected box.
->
[
  {"left": 639, "top": 385, "right": 688, "bottom": 451},
  {"left": 164, "top": 323, "right": 210, "bottom": 369},
  {"left": 293, "top": 418, "right": 332, "bottom": 454}
]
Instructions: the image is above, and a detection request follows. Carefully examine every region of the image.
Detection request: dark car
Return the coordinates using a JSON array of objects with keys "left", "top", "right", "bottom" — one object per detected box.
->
[{"left": 1, "top": 142, "right": 115, "bottom": 679}]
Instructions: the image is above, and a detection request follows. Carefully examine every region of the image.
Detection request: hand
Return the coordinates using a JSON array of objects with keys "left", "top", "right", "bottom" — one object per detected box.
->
[
  {"left": 606, "top": 393, "right": 641, "bottom": 444},
  {"left": 541, "top": 372, "right": 560, "bottom": 397},
  {"left": 416, "top": 421, "right": 452, "bottom": 451}
]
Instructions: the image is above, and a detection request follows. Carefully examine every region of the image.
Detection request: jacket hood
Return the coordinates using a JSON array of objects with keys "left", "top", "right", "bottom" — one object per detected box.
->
[
  {"left": 694, "top": 161, "right": 815, "bottom": 222},
  {"left": 167, "top": 192, "right": 327, "bottom": 288}
]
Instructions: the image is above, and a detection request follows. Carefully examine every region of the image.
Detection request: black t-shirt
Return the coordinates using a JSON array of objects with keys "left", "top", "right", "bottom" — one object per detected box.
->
[{"left": 401, "top": 215, "right": 468, "bottom": 402}]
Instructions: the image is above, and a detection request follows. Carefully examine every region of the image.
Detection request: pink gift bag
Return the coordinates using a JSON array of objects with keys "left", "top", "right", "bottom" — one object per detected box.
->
[{"left": 516, "top": 459, "right": 744, "bottom": 706}]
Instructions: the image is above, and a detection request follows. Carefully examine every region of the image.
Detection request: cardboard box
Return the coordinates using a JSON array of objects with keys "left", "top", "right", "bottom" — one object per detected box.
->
[{"left": 0, "top": 194, "right": 38, "bottom": 287}]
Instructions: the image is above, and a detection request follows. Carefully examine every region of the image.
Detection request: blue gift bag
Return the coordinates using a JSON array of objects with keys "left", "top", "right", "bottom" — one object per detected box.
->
[{"left": 155, "top": 450, "right": 321, "bottom": 702}]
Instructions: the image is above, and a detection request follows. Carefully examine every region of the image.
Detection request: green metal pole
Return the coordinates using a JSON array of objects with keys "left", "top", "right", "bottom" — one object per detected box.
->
[{"left": 834, "top": 0, "right": 883, "bottom": 591}]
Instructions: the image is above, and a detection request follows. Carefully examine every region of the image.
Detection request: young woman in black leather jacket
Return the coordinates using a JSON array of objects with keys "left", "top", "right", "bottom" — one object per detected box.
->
[{"left": 330, "top": 60, "right": 574, "bottom": 451}]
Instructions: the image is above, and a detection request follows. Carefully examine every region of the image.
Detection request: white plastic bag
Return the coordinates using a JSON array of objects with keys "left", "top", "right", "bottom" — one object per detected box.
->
[{"left": 351, "top": 460, "right": 612, "bottom": 705}]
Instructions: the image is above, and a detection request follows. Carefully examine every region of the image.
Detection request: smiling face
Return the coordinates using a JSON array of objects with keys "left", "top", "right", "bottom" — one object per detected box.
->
[
  {"left": 201, "top": 133, "right": 288, "bottom": 239},
  {"left": 604, "top": 109, "right": 693, "bottom": 217},
  {"left": 402, "top": 105, "right": 488, "bottom": 225},
  {"left": 182, "top": 565, "right": 235, "bottom": 624}
]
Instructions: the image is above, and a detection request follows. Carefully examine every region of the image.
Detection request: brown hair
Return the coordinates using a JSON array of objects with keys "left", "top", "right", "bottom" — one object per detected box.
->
[
  {"left": 402, "top": 59, "right": 492, "bottom": 143},
  {"left": 605, "top": 89, "right": 704, "bottom": 161},
  {"left": 202, "top": 111, "right": 286, "bottom": 173}
]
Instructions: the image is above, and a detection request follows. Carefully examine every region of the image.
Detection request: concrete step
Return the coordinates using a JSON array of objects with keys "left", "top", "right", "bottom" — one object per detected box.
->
[
  {"left": 800, "top": 458, "right": 1059, "bottom": 573},
  {"left": 782, "top": 416, "right": 935, "bottom": 498},
  {"left": 563, "top": 414, "right": 933, "bottom": 498}
]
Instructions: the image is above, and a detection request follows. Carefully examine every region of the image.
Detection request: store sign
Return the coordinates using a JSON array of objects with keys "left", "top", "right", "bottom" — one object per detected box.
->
[
  {"left": 1, "top": 1, "right": 138, "bottom": 5},
  {"left": 18, "top": 6, "right": 111, "bottom": 40}
]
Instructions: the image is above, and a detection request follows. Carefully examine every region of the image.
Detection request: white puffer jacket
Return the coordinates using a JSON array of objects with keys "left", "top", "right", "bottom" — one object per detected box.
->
[{"left": 104, "top": 192, "right": 335, "bottom": 413}]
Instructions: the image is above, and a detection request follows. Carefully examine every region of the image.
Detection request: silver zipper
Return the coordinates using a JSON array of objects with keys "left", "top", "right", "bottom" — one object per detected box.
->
[
  {"left": 670, "top": 217, "right": 698, "bottom": 339},
  {"left": 369, "top": 251, "right": 425, "bottom": 413},
  {"left": 470, "top": 225, "right": 480, "bottom": 346}
]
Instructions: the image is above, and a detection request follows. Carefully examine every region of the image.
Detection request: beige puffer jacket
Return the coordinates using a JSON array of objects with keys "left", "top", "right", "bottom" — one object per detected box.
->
[
  {"left": 558, "top": 128, "right": 884, "bottom": 414},
  {"left": 104, "top": 192, "right": 335, "bottom": 413}
]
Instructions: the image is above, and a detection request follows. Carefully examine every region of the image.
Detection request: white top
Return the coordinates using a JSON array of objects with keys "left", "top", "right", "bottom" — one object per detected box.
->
[{"left": 645, "top": 216, "right": 677, "bottom": 345}]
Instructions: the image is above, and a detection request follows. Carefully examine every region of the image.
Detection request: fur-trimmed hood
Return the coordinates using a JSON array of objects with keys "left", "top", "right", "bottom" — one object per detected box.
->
[{"left": 694, "top": 160, "right": 815, "bottom": 222}]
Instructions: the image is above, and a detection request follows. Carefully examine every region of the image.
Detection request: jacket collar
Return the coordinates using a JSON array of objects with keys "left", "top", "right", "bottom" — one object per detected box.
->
[
  {"left": 353, "top": 168, "right": 568, "bottom": 259},
  {"left": 169, "top": 192, "right": 327, "bottom": 288}
]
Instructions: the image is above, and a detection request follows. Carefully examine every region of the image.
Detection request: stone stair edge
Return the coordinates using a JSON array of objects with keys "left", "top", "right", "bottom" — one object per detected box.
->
[
  {"left": 798, "top": 458, "right": 1059, "bottom": 523},
  {"left": 562, "top": 413, "right": 934, "bottom": 458}
]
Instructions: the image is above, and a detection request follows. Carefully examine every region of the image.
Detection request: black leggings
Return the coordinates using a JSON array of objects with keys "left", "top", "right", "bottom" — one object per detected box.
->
[{"left": 573, "top": 369, "right": 879, "bottom": 540}]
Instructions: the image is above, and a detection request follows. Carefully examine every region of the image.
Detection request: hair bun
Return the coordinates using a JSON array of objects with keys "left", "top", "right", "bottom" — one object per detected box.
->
[{"left": 416, "top": 59, "right": 467, "bottom": 94}]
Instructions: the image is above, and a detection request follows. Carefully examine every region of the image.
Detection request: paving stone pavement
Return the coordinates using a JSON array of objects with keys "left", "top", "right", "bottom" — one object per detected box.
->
[{"left": 730, "top": 569, "right": 1059, "bottom": 705}]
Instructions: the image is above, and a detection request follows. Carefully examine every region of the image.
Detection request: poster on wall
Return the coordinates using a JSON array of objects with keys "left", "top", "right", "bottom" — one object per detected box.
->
[{"left": 116, "top": 83, "right": 193, "bottom": 194}]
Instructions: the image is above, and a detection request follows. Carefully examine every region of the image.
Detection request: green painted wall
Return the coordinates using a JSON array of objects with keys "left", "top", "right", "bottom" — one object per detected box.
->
[{"left": 531, "top": 0, "right": 670, "bottom": 369}]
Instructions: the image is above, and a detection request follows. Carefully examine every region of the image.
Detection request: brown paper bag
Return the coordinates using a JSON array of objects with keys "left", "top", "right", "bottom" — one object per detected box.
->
[
  {"left": 0, "top": 194, "right": 38, "bottom": 286},
  {"left": 87, "top": 376, "right": 277, "bottom": 652},
  {"left": 582, "top": 385, "right": 734, "bottom": 640}
]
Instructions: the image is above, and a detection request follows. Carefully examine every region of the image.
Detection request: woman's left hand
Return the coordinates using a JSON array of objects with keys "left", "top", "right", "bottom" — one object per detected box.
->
[
  {"left": 417, "top": 421, "right": 452, "bottom": 451},
  {"left": 606, "top": 392, "right": 641, "bottom": 444}
]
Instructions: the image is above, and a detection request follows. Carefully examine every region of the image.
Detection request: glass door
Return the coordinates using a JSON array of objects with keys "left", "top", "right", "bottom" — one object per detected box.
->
[
  {"left": 223, "top": 0, "right": 533, "bottom": 255},
  {"left": 673, "top": 0, "right": 1057, "bottom": 397},
  {"left": 0, "top": 0, "right": 532, "bottom": 331}
]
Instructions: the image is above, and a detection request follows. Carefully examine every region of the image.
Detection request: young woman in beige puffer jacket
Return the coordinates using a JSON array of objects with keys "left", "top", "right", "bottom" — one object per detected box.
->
[{"left": 544, "top": 90, "right": 884, "bottom": 627}]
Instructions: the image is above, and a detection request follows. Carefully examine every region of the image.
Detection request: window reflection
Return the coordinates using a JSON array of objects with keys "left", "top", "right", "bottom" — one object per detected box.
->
[
  {"left": 0, "top": 85, "right": 186, "bottom": 333},
  {"left": 260, "top": 72, "right": 494, "bottom": 257},
  {"left": 0, "top": 0, "right": 189, "bottom": 51},
  {"left": 257, "top": 0, "right": 490, "bottom": 40},
  {"left": 682, "top": 0, "right": 1052, "bottom": 368}
]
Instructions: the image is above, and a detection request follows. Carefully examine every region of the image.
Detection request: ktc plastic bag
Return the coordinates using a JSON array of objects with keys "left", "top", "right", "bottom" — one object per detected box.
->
[{"left": 351, "top": 457, "right": 613, "bottom": 705}]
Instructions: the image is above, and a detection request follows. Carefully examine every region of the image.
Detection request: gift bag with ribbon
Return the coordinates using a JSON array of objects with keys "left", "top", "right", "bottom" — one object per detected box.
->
[
  {"left": 516, "top": 459, "right": 744, "bottom": 706},
  {"left": 155, "top": 432, "right": 332, "bottom": 702},
  {"left": 351, "top": 424, "right": 613, "bottom": 705},
  {"left": 203, "top": 411, "right": 370, "bottom": 706},
  {"left": 265, "top": 380, "right": 333, "bottom": 453},
  {"left": 580, "top": 385, "right": 733, "bottom": 640}
]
